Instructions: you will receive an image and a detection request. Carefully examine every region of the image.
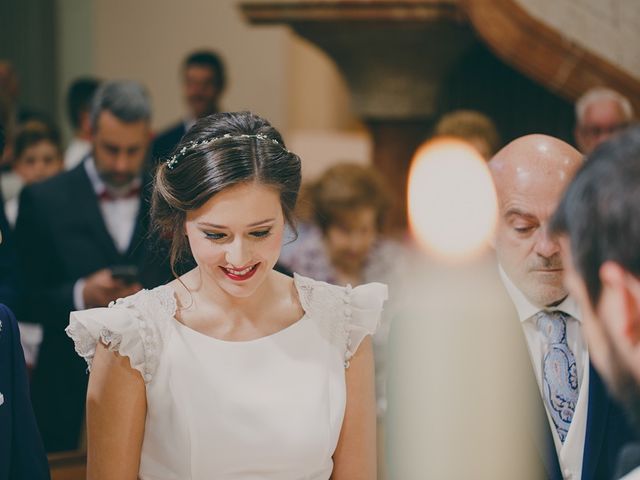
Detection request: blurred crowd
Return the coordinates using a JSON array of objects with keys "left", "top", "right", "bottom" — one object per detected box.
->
[{"left": 1, "top": 44, "right": 639, "bottom": 480}]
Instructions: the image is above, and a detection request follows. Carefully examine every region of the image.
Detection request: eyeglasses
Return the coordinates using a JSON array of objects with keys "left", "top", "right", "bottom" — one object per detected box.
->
[{"left": 578, "top": 122, "right": 629, "bottom": 138}]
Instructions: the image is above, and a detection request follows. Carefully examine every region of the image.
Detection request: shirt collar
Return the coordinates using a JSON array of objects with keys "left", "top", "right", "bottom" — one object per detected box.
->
[
  {"left": 84, "top": 156, "right": 107, "bottom": 196},
  {"left": 83, "top": 156, "right": 142, "bottom": 198},
  {"left": 498, "top": 264, "right": 582, "bottom": 323}
]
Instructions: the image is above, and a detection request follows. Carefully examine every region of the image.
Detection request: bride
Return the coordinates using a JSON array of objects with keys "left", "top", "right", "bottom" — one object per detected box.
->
[{"left": 66, "top": 111, "right": 387, "bottom": 479}]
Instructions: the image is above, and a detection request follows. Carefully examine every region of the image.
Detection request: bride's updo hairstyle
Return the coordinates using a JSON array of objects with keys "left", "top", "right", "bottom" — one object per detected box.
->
[{"left": 152, "top": 111, "right": 301, "bottom": 276}]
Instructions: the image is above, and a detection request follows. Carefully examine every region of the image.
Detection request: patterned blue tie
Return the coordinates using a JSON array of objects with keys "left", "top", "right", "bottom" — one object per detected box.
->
[{"left": 536, "top": 311, "right": 579, "bottom": 443}]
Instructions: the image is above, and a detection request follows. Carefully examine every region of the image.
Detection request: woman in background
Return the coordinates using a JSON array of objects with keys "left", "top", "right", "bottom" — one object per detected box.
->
[
  {"left": 280, "top": 163, "right": 399, "bottom": 288},
  {"left": 279, "top": 163, "right": 409, "bottom": 479},
  {"left": 433, "top": 109, "right": 501, "bottom": 161}
]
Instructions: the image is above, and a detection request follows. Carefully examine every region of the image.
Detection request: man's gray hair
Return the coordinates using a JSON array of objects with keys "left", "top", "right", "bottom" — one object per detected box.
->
[
  {"left": 575, "top": 87, "right": 634, "bottom": 125},
  {"left": 90, "top": 80, "right": 152, "bottom": 130}
]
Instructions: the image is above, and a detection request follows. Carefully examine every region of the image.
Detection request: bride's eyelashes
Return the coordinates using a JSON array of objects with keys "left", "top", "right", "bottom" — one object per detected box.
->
[
  {"left": 203, "top": 229, "right": 273, "bottom": 242},
  {"left": 250, "top": 229, "right": 272, "bottom": 239},
  {"left": 204, "top": 232, "right": 226, "bottom": 241}
]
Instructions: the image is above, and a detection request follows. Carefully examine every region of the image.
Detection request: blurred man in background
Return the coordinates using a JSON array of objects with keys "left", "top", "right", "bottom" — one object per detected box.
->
[
  {"left": 152, "top": 49, "right": 226, "bottom": 162},
  {"left": 64, "top": 77, "right": 101, "bottom": 170},
  {"left": 574, "top": 87, "right": 634, "bottom": 155},
  {"left": 15, "top": 80, "right": 170, "bottom": 452}
]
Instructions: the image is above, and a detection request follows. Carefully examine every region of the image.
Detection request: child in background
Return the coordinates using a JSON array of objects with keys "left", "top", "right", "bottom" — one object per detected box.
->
[
  {"left": 5, "top": 121, "right": 63, "bottom": 228},
  {"left": 6, "top": 121, "right": 63, "bottom": 373}
]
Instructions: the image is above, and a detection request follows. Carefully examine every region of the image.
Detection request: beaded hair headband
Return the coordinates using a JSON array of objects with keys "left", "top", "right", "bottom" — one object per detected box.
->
[{"left": 166, "top": 133, "right": 289, "bottom": 170}]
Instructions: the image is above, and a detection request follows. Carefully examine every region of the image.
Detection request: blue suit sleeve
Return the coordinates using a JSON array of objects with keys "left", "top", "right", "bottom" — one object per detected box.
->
[{"left": 0, "top": 304, "right": 50, "bottom": 479}]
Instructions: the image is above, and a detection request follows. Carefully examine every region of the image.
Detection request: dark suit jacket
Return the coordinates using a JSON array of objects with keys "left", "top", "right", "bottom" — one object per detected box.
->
[
  {"left": 496, "top": 269, "right": 637, "bottom": 479},
  {"left": 0, "top": 192, "right": 20, "bottom": 312},
  {"left": 14, "top": 160, "right": 171, "bottom": 452},
  {"left": 151, "top": 121, "right": 187, "bottom": 164},
  {"left": 0, "top": 304, "right": 50, "bottom": 479},
  {"left": 530, "top": 355, "right": 635, "bottom": 480}
]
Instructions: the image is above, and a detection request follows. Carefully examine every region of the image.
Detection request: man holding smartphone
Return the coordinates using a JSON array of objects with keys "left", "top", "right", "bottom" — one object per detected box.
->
[{"left": 15, "top": 81, "right": 170, "bottom": 452}]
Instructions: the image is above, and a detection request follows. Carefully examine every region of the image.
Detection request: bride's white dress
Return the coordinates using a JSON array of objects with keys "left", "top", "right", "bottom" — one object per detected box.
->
[{"left": 66, "top": 273, "right": 387, "bottom": 480}]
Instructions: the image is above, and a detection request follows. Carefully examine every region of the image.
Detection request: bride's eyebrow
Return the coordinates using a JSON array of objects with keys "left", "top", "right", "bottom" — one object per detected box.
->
[{"left": 197, "top": 218, "right": 276, "bottom": 229}]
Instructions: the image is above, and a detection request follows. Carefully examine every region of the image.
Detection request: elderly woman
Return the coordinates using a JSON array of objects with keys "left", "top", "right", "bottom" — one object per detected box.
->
[
  {"left": 280, "top": 163, "right": 407, "bottom": 416},
  {"left": 280, "top": 163, "right": 400, "bottom": 286},
  {"left": 280, "top": 163, "right": 407, "bottom": 479}
]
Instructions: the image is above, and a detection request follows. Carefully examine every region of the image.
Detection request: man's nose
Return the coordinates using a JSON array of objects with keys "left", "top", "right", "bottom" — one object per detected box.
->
[
  {"left": 113, "top": 153, "right": 132, "bottom": 172},
  {"left": 534, "top": 226, "right": 560, "bottom": 258}
]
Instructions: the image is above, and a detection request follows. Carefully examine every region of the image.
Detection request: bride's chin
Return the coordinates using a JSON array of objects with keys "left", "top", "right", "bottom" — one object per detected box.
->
[{"left": 217, "top": 271, "right": 269, "bottom": 296}]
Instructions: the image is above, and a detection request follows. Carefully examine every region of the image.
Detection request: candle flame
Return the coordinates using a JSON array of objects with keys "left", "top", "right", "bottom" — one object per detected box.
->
[{"left": 407, "top": 138, "right": 498, "bottom": 261}]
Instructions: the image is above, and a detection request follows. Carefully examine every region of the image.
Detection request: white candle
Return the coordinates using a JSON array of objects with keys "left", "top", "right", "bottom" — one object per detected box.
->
[{"left": 386, "top": 139, "right": 541, "bottom": 479}]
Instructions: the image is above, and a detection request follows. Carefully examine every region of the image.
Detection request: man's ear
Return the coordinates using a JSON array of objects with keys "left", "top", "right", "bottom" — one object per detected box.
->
[
  {"left": 625, "top": 270, "right": 640, "bottom": 346},
  {"left": 601, "top": 261, "right": 640, "bottom": 345}
]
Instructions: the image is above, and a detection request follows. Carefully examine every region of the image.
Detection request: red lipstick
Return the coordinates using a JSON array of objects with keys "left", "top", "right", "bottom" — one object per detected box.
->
[{"left": 220, "top": 263, "right": 260, "bottom": 282}]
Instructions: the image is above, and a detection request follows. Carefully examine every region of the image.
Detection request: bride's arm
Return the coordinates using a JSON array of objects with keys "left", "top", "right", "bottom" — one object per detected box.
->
[
  {"left": 332, "top": 336, "right": 377, "bottom": 480},
  {"left": 86, "top": 342, "right": 147, "bottom": 480}
]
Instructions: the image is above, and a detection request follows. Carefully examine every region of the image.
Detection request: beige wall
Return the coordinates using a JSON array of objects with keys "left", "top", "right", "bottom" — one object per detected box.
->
[
  {"left": 71, "top": 0, "right": 369, "bottom": 179},
  {"left": 287, "top": 36, "right": 362, "bottom": 133},
  {"left": 93, "top": 0, "right": 289, "bottom": 132},
  {"left": 286, "top": 35, "right": 370, "bottom": 181},
  {"left": 57, "top": 0, "right": 95, "bottom": 142}
]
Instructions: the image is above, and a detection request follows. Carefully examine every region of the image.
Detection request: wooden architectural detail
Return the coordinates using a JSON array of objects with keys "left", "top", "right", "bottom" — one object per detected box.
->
[
  {"left": 241, "top": 1, "right": 464, "bottom": 24},
  {"left": 242, "top": 1, "right": 474, "bottom": 229},
  {"left": 241, "top": 0, "right": 640, "bottom": 229},
  {"left": 462, "top": 0, "right": 640, "bottom": 112}
]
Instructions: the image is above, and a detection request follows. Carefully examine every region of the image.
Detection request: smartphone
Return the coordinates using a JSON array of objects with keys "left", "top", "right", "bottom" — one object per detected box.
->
[{"left": 110, "top": 265, "right": 139, "bottom": 285}]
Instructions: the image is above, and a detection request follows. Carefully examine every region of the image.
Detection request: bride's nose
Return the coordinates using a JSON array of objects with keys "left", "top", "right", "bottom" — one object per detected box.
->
[{"left": 225, "top": 238, "right": 251, "bottom": 267}]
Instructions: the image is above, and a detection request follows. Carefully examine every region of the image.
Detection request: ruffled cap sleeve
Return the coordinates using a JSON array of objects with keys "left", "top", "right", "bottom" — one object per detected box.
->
[
  {"left": 65, "top": 289, "right": 169, "bottom": 384},
  {"left": 344, "top": 282, "right": 388, "bottom": 366}
]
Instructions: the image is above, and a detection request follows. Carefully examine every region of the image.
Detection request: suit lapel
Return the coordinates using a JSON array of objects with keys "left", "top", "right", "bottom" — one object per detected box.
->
[
  {"left": 581, "top": 364, "right": 610, "bottom": 480},
  {"left": 70, "top": 163, "right": 121, "bottom": 263},
  {"left": 125, "top": 174, "right": 152, "bottom": 259}
]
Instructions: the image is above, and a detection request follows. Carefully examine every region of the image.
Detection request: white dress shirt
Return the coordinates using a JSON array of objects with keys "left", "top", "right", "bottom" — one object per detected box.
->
[
  {"left": 499, "top": 266, "right": 589, "bottom": 480},
  {"left": 622, "top": 467, "right": 640, "bottom": 480},
  {"left": 0, "top": 170, "right": 23, "bottom": 203},
  {"left": 73, "top": 157, "right": 142, "bottom": 310},
  {"left": 4, "top": 195, "right": 18, "bottom": 229},
  {"left": 17, "top": 322, "right": 43, "bottom": 367}
]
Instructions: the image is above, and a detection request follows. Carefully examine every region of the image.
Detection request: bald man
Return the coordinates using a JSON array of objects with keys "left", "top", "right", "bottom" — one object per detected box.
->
[{"left": 490, "top": 135, "right": 634, "bottom": 480}]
